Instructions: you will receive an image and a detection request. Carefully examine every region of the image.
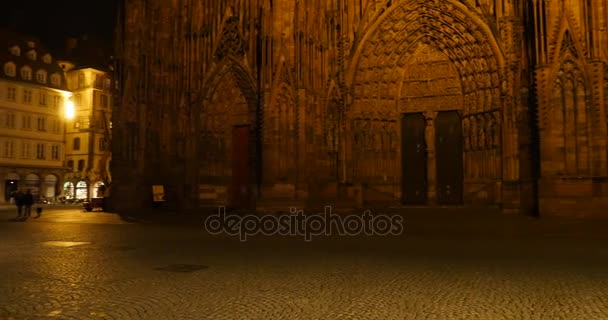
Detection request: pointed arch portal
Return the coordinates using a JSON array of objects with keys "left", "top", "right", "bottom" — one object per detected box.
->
[
  {"left": 348, "top": 0, "right": 505, "bottom": 205},
  {"left": 199, "top": 63, "right": 259, "bottom": 209}
]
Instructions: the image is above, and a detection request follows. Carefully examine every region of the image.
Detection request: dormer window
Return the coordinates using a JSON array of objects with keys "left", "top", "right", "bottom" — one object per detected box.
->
[
  {"left": 50, "top": 73, "right": 61, "bottom": 86},
  {"left": 42, "top": 54, "right": 52, "bottom": 64},
  {"left": 36, "top": 70, "right": 47, "bottom": 84},
  {"left": 4, "top": 62, "right": 16, "bottom": 77},
  {"left": 26, "top": 50, "right": 36, "bottom": 61},
  {"left": 27, "top": 41, "right": 35, "bottom": 48},
  {"left": 10, "top": 46, "right": 20, "bottom": 56},
  {"left": 78, "top": 73, "right": 85, "bottom": 88},
  {"left": 21, "top": 66, "right": 32, "bottom": 80}
]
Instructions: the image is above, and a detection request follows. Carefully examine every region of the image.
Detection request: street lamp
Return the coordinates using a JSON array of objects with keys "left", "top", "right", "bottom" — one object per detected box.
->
[{"left": 65, "top": 100, "right": 75, "bottom": 120}]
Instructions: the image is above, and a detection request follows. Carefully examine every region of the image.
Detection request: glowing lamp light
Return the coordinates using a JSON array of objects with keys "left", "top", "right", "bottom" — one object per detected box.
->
[{"left": 65, "top": 101, "right": 75, "bottom": 120}]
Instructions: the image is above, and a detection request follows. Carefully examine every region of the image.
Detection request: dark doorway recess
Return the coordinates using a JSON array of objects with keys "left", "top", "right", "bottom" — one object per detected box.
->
[
  {"left": 435, "top": 111, "right": 464, "bottom": 205},
  {"left": 401, "top": 112, "right": 428, "bottom": 205}
]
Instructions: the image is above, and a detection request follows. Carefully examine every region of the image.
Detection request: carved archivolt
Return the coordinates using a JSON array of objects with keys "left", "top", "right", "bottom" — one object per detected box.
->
[
  {"left": 200, "top": 72, "right": 249, "bottom": 178},
  {"left": 349, "top": 0, "right": 504, "bottom": 182}
]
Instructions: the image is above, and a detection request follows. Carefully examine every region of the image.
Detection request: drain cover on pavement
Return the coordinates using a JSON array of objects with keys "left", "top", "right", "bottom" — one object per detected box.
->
[
  {"left": 155, "top": 264, "right": 209, "bottom": 273},
  {"left": 41, "top": 241, "right": 91, "bottom": 247}
]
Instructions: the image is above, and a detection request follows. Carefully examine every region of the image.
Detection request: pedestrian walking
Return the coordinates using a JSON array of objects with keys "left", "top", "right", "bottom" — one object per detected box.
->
[
  {"left": 21, "top": 189, "right": 34, "bottom": 221},
  {"left": 12, "top": 189, "right": 25, "bottom": 220}
]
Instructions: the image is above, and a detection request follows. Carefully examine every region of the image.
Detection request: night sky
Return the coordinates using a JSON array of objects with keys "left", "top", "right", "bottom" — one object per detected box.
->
[{"left": 0, "top": 0, "right": 118, "bottom": 53}]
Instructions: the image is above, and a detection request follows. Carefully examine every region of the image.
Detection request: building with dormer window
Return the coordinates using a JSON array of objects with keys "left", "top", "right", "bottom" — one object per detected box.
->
[
  {"left": 58, "top": 35, "right": 113, "bottom": 200},
  {"left": 0, "top": 29, "right": 70, "bottom": 203}
]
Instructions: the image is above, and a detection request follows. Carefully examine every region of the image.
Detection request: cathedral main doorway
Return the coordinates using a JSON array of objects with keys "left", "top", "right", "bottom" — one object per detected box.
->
[
  {"left": 230, "top": 125, "right": 253, "bottom": 208},
  {"left": 435, "top": 111, "right": 464, "bottom": 205},
  {"left": 401, "top": 112, "right": 428, "bottom": 204}
]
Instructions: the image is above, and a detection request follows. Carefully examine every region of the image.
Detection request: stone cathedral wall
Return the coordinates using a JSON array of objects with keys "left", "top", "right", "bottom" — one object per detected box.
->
[{"left": 111, "top": 0, "right": 608, "bottom": 218}]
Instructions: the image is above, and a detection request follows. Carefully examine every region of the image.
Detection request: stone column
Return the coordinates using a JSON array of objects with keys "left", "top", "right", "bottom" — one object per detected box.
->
[{"left": 425, "top": 111, "right": 437, "bottom": 205}]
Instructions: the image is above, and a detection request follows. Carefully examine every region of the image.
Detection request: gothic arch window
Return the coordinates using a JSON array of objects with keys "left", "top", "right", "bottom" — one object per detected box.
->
[{"left": 550, "top": 59, "right": 590, "bottom": 176}]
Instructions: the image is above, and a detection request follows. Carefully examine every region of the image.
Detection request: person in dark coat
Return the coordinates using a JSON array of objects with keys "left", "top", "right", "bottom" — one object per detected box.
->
[
  {"left": 12, "top": 189, "right": 25, "bottom": 220},
  {"left": 21, "top": 189, "right": 34, "bottom": 221}
]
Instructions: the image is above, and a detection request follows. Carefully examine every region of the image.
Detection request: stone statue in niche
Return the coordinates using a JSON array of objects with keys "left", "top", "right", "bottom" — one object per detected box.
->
[
  {"left": 492, "top": 111, "right": 501, "bottom": 147},
  {"left": 425, "top": 117, "right": 434, "bottom": 152},
  {"left": 363, "top": 128, "right": 371, "bottom": 153},
  {"left": 373, "top": 127, "right": 381, "bottom": 151},
  {"left": 485, "top": 114, "right": 494, "bottom": 148},
  {"left": 470, "top": 117, "right": 478, "bottom": 150},
  {"left": 478, "top": 116, "right": 486, "bottom": 150},
  {"left": 383, "top": 125, "right": 392, "bottom": 152},
  {"left": 390, "top": 125, "right": 398, "bottom": 152},
  {"left": 463, "top": 118, "right": 470, "bottom": 150}
]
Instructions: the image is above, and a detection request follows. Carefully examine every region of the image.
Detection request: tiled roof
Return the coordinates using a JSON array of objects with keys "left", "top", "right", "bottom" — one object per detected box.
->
[{"left": 0, "top": 28, "right": 67, "bottom": 90}]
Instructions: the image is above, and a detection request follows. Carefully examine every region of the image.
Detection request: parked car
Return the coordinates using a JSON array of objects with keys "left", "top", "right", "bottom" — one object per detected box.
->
[{"left": 83, "top": 198, "right": 105, "bottom": 212}]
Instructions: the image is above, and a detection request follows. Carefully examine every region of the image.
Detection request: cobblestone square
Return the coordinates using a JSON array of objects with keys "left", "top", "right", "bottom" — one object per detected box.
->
[{"left": 1, "top": 206, "right": 607, "bottom": 319}]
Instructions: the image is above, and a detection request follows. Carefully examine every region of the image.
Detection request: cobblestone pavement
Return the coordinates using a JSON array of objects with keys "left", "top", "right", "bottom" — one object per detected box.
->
[{"left": 1, "top": 206, "right": 608, "bottom": 319}]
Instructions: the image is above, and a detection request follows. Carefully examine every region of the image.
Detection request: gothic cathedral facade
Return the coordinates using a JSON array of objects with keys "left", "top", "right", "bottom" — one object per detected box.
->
[{"left": 111, "top": 0, "right": 608, "bottom": 218}]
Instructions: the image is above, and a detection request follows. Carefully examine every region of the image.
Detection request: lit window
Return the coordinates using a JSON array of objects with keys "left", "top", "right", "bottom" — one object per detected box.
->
[
  {"left": 75, "top": 94, "right": 82, "bottom": 106},
  {"left": 37, "top": 117, "right": 46, "bottom": 131},
  {"left": 21, "top": 66, "right": 32, "bottom": 80},
  {"left": 23, "top": 90, "right": 32, "bottom": 104},
  {"left": 21, "top": 142, "right": 31, "bottom": 159},
  {"left": 51, "top": 145, "right": 60, "bottom": 160},
  {"left": 50, "top": 73, "right": 61, "bottom": 86},
  {"left": 36, "top": 143, "right": 45, "bottom": 159},
  {"left": 42, "top": 54, "right": 52, "bottom": 64},
  {"left": 52, "top": 95, "right": 61, "bottom": 108},
  {"left": 6, "top": 113, "right": 16, "bottom": 128},
  {"left": 39, "top": 92, "right": 47, "bottom": 106},
  {"left": 4, "top": 140, "right": 16, "bottom": 158},
  {"left": 36, "top": 70, "right": 47, "bottom": 83},
  {"left": 6, "top": 87, "right": 16, "bottom": 101},
  {"left": 4, "top": 63, "right": 16, "bottom": 76}
]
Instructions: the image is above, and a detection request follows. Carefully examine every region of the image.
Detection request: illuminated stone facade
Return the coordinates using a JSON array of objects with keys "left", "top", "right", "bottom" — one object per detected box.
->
[
  {"left": 0, "top": 30, "right": 70, "bottom": 203},
  {"left": 112, "top": 0, "right": 608, "bottom": 218},
  {"left": 60, "top": 61, "right": 112, "bottom": 200}
]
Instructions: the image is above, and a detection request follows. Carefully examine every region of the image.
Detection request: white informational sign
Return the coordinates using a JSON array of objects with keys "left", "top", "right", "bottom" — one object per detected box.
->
[{"left": 152, "top": 185, "right": 165, "bottom": 202}]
